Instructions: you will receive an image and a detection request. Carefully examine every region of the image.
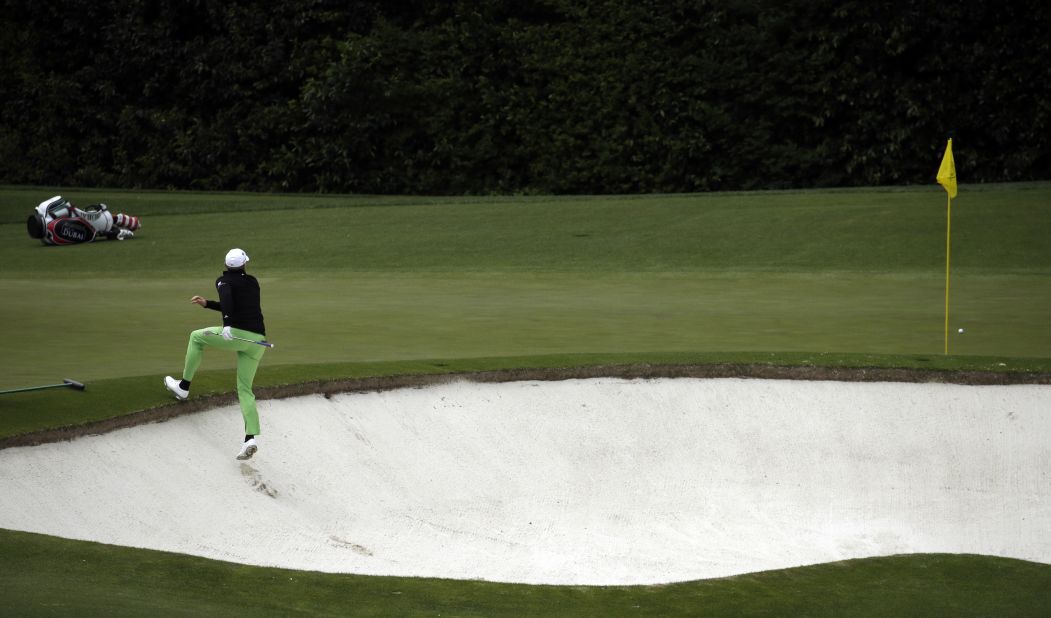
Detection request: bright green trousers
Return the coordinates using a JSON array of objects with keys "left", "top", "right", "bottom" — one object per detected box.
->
[{"left": 182, "top": 327, "right": 266, "bottom": 435}]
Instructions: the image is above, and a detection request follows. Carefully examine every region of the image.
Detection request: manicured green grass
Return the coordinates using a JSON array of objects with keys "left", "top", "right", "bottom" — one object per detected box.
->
[
  {"left": 2, "top": 184, "right": 1049, "bottom": 615},
  {"left": 3, "top": 529, "right": 1050, "bottom": 617},
  {"left": 3, "top": 183, "right": 1049, "bottom": 275},
  {"left": 1, "top": 184, "right": 1049, "bottom": 390},
  {"left": 2, "top": 271, "right": 1050, "bottom": 392}
]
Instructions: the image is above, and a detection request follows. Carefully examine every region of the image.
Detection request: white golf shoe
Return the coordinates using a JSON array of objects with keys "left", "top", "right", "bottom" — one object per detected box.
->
[
  {"left": 163, "top": 376, "right": 188, "bottom": 401},
  {"left": 236, "top": 438, "right": 258, "bottom": 460}
]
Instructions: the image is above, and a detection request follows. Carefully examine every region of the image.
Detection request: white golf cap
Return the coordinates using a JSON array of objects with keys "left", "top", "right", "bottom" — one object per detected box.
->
[{"left": 225, "top": 248, "right": 249, "bottom": 268}]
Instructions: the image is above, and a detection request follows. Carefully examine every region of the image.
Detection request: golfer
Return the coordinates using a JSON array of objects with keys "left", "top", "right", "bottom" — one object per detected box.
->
[{"left": 165, "top": 248, "right": 267, "bottom": 460}]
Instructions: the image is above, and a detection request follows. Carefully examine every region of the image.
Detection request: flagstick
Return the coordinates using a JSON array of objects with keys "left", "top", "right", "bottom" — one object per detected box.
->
[
  {"left": 944, "top": 194, "right": 952, "bottom": 355},
  {"left": 936, "top": 137, "right": 956, "bottom": 355}
]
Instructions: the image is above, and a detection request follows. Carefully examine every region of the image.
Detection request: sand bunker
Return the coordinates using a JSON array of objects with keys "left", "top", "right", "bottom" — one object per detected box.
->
[{"left": 0, "top": 377, "right": 1048, "bottom": 585}]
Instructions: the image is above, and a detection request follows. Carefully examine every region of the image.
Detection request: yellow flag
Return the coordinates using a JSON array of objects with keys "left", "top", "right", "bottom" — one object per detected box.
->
[{"left": 936, "top": 138, "right": 957, "bottom": 198}]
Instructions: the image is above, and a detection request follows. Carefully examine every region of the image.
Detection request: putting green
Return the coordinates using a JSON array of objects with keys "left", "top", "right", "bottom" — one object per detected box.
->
[{"left": 1, "top": 270, "right": 1048, "bottom": 388}]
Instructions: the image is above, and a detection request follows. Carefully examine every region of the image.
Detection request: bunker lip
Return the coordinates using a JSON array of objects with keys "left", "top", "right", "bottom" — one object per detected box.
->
[{"left": 2, "top": 363, "right": 1050, "bottom": 451}]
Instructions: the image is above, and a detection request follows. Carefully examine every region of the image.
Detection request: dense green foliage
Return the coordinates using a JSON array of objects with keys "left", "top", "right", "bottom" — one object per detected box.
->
[
  {"left": 4, "top": 529, "right": 1051, "bottom": 616},
  {"left": 2, "top": 1, "right": 1048, "bottom": 194}
]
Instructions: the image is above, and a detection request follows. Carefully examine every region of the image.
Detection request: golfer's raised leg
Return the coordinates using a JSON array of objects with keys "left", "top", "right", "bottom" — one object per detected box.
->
[
  {"left": 183, "top": 327, "right": 230, "bottom": 380},
  {"left": 165, "top": 327, "right": 253, "bottom": 400}
]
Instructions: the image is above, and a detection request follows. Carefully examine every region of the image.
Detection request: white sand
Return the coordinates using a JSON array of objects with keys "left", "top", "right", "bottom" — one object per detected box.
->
[{"left": 0, "top": 377, "right": 1048, "bottom": 585}]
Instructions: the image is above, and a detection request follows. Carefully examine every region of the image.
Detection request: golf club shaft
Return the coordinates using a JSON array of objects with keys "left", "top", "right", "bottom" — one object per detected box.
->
[{"left": 206, "top": 332, "right": 275, "bottom": 348}]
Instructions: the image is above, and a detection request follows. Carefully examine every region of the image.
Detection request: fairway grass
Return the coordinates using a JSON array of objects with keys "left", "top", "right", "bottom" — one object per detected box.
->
[{"left": 3, "top": 529, "right": 1051, "bottom": 617}]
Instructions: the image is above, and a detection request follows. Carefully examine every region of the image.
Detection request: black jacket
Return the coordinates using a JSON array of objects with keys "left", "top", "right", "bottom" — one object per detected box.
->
[{"left": 205, "top": 269, "right": 266, "bottom": 335}]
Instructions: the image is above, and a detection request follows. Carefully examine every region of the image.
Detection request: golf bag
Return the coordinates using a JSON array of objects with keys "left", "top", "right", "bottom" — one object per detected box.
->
[{"left": 27, "top": 196, "right": 140, "bottom": 245}]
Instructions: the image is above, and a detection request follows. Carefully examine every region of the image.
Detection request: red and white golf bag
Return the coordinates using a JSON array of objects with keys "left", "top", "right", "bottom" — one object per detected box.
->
[{"left": 27, "top": 196, "right": 141, "bottom": 245}]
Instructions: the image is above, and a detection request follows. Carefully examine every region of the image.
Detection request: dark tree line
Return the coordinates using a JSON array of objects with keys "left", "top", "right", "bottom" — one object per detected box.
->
[{"left": 1, "top": 0, "right": 1048, "bottom": 194}]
